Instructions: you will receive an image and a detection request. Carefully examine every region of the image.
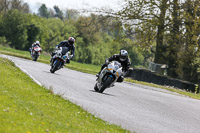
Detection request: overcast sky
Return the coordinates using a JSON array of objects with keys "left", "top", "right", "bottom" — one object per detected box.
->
[{"left": 23, "top": 0, "right": 124, "bottom": 13}]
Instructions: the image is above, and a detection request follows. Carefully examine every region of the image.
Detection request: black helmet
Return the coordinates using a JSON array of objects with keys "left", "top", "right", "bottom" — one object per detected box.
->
[
  {"left": 119, "top": 50, "right": 128, "bottom": 61},
  {"left": 68, "top": 37, "right": 75, "bottom": 45}
]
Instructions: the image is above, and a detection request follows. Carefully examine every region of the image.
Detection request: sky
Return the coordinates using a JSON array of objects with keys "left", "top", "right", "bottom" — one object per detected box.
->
[{"left": 23, "top": 0, "right": 124, "bottom": 13}]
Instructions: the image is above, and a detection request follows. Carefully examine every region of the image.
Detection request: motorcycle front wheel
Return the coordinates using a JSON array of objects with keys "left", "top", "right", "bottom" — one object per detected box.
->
[
  {"left": 94, "top": 83, "right": 99, "bottom": 92},
  {"left": 50, "top": 60, "right": 60, "bottom": 73},
  {"left": 99, "top": 76, "right": 113, "bottom": 93},
  {"left": 33, "top": 53, "right": 38, "bottom": 61}
]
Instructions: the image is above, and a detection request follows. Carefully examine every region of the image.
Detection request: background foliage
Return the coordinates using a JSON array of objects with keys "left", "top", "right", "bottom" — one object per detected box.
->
[
  {"left": 0, "top": 0, "right": 146, "bottom": 67},
  {"left": 1, "top": 0, "right": 200, "bottom": 84}
]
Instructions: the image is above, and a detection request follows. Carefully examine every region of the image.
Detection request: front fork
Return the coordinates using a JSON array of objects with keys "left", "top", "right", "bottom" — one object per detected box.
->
[
  {"left": 53, "top": 58, "right": 64, "bottom": 69},
  {"left": 97, "top": 70, "right": 112, "bottom": 87}
]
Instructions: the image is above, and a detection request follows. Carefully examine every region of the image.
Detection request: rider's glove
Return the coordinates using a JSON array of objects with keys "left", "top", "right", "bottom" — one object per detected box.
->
[
  {"left": 105, "top": 59, "right": 109, "bottom": 65},
  {"left": 55, "top": 46, "right": 59, "bottom": 50},
  {"left": 69, "top": 55, "right": 73, "bottom": 59}
]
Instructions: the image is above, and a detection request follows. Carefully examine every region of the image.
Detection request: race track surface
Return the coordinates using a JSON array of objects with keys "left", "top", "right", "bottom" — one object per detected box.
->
[{"left": 2, "top": 54, "right": 200, "bottom": 133}]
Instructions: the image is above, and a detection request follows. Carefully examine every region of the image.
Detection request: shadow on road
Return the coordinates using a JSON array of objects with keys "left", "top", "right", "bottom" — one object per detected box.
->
[
  {"left": 89, "top": 90, "right": 115, "bottom": 97},
  {"left": 43, "top": 71, "right": 61, "bottom": 76}
]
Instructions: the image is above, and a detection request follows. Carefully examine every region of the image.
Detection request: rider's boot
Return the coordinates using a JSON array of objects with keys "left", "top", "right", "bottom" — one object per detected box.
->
[{"left": 61, "top": 63, "right": 66, "bottom": 68}]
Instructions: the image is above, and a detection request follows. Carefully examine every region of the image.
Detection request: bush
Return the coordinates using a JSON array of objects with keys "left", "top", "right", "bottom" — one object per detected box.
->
[{"left": 0, "top": 36, "right": 10, "bottom": 46}]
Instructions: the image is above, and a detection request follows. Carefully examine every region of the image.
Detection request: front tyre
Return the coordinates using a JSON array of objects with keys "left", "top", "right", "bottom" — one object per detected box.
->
[
  {"left": 99, "top": 76, "right": 113, "bottom": 93},
  {"left": 33, "top": 53, "right": 39, "bottom": 61},
  {"left": 50, "top": 60, "right": 60, "bottom": 73},
  {"left": 94, "top": 83, "right": 99, "bottom": 92}
]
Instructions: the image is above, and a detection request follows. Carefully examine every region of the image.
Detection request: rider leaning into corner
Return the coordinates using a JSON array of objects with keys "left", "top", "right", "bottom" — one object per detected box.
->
[
  {"left": 50, "top": 37, "right": 75, "bottom": 65},
  {"left": 96, "top": 49, "right": 131, "bottom": 82}
]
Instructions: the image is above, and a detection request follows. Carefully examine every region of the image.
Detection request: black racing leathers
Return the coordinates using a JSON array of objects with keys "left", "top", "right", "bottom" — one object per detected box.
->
[
  {"left": 100, "top": 54, "right": 131, "bottom": 82},
  {"left": 56, "top": 40, "right": 75, "bottom": 58},
  {"left": 50, "top": 40, "right": 75, "bottom": 65}
]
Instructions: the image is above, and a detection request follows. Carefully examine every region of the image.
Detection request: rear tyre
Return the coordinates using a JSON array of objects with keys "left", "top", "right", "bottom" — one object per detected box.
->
[{"left": 99, "top": 77, "right": 113, "bottom": 93}]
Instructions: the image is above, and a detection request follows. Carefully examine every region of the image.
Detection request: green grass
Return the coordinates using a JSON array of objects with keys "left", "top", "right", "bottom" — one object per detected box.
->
[
  {"left": 1, "top": 45, "right": 200, "bottom": 100},
  {"left": 0, "top": 57, "right": 129, "bottom": 133},
  {"left": 125, "top": 78, "right": 200, "bottom": 100}
]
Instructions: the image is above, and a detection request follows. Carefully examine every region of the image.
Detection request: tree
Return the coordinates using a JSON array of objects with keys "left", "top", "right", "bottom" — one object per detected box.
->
[
  {"left": 53, "top": 6, "right": 63, "bottom": 20},
  {"left": 38, "top": 4, "right": 50, "bottom": 18},
  {"left": 0, "top": 0, "right": 29, "bottom": 13},
  {"left": 48, "top": 8, "right": 55, "bottom": 18},
  {"left": 10, "top": 0, "right": 30, "bottom": 13},
  {"left": 177, "top": 0, "right": 200, "bottom": 82},
  {"left": 65, "top": 9, "right": 79, "bottom": 20},
  {"left": 166, "top": 0, "right": 181, "bottom": 78},
  {"left": 21, "top": 2, "right": 30, "bottom": 13},
  {"left": 2, "top": 10, "right": 28, "bottom": 49},
  {"left": 26, "top": 24, "right": 40, "bottom": 49},
  {"left": 118, "top": 0, "right": 170, "bottom": 64},
  {"left": 0, "top": 0, "right": 9, "bottom": 13}
]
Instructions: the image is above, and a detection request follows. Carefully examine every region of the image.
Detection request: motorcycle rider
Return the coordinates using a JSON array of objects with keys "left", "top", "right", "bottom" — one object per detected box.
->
[
  {"left": 50, "top": 37, "right": 75, "bottom": 65},
  {"left": 96, "top": 50, "right": 131, "bottom": 82},
  {"left": 29, "top": 41, "right": 41, "bottom": 55}
]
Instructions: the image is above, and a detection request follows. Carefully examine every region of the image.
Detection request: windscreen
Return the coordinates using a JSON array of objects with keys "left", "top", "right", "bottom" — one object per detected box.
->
[{"left": 114, "top": 61, "right": 121, "bottom": 68}]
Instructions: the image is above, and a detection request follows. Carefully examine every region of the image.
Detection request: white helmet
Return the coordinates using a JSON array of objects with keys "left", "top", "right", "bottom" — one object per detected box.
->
[
  {"left": 119, "top": 50, "right": 128, "bottom": 61},
  {"left": 35, "top": 41, "right": 40, "bottom": 45}
]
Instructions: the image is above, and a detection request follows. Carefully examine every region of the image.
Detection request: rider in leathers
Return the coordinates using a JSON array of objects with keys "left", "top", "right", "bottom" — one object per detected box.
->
[
  {"left": 50, "top": 37, "right": 75, "bottom": 65},
  {"left": 96, "top": 50, "right": 131, "bottom": 82},
  {"left": 30, "top": 41, "right": 41, "bottom": 55}
]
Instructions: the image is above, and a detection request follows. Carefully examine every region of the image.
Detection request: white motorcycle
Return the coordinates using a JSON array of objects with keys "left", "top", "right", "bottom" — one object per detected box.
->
[
  {"left": 31, "top": 46, "right": 42, "bottom": 61},
  {"left": 50, "top": 47, "right": 71, "bottom": 73},
  {"left": 94, "top": 61, "right": 123, "bottom": 93}
]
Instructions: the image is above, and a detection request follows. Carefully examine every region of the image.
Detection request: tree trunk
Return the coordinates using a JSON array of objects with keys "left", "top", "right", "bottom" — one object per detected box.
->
[
  {"left": 167, "top": 0, "right": 180, "bottom": 78},
  {"left": 154, "top": 0, "right": 168, "bottom": 64}
]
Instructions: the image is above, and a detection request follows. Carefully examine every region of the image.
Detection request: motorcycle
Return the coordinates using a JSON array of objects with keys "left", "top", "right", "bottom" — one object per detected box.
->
[
  {"left": 50, "top": 47, "right": 71, "bottom": 73},
  {"left": 94, "top": 61, "right": 123, "bottom": 93},
  {"left": 31, "top": 46, "right": 42, "bottom": 61}
]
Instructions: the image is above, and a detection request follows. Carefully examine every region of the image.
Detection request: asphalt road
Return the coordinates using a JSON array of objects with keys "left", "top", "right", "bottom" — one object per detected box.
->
[{"left": 2, "top": 54, "right": 200, "bottom": 133}]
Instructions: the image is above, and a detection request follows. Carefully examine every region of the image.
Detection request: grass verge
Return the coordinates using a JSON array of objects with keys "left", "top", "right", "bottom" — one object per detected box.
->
[
  {"left": 1, "top": 45, "right": 200, "bottom": 100},
  {"left": 0, "top": 57, "right": 129, "bottom": 132},
  {"left": 125, "top": 78, "right": 200, "bottom": 100}
]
